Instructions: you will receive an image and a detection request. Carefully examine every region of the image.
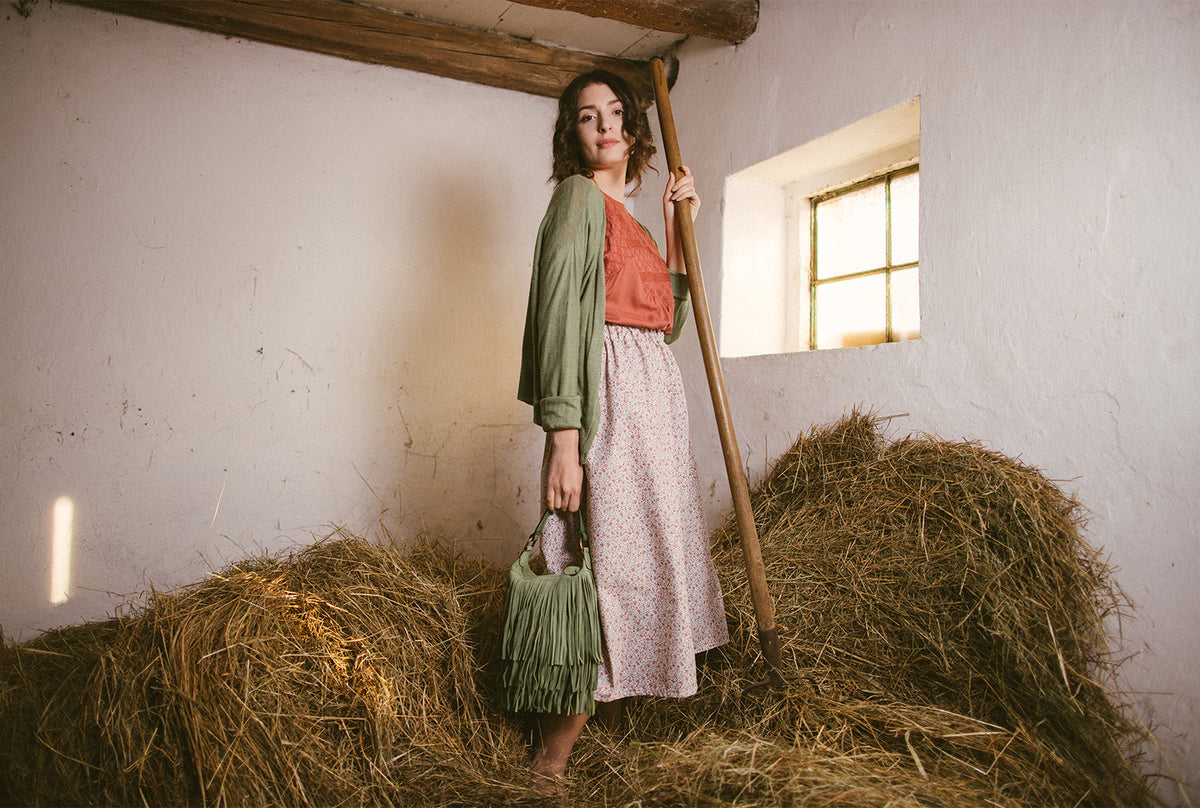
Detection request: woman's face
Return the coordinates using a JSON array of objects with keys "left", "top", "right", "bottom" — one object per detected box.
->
[{"left": 575, "top": 82, "right": 634, "bottom": 173}]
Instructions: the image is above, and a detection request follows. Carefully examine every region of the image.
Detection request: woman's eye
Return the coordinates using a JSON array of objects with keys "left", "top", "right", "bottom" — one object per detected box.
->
[{"left": 614, "top": 108, "right": 624, "bottom": 116}]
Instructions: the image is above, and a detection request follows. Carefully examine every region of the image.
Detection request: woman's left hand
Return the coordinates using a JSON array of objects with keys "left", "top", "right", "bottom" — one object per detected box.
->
[
  {"left": 663, "top": 166, "right": 701, "bottom": 274},
  {"left": 663, "top": 165, "right": 702, "bottom": 227}
]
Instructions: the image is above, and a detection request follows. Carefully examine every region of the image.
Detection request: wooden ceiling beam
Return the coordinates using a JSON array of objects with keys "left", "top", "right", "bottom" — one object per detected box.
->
[
  {"left": 511, "top": 0, "right": 758, "bottom": 45},
  {"left": 68, "top": 0, "right": 661, "bottom": 99}
]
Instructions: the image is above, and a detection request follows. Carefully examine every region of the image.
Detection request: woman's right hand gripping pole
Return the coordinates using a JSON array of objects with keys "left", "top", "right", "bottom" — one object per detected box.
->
[{"left": 546, "top": 428, "right": 584, "bottom": 513}]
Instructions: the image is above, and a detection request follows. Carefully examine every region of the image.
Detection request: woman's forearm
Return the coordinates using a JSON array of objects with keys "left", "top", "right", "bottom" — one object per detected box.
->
[
  {"left": 665, "top": 226, "right": 685, "bottom": 274},
  {"left": 546, "top": 428, "right": 584, "bottom": 513}
]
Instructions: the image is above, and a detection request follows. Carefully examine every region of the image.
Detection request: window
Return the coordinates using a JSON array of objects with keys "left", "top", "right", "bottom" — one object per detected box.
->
[
  {"left": 810, "top": 166, "right": 919, "bottom": 349},
  {"left": 720, "top": 97, "right": 920, "bottom": 357}
]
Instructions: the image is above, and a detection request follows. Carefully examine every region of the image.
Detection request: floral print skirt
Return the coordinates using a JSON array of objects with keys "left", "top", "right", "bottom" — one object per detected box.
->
[{"left": 539, "top": 324, "right": 729, "bottom": 701}]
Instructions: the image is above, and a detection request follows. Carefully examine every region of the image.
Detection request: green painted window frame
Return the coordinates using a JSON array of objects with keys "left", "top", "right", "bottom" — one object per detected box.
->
[{"left": 809, "top": 164, "right": 919, "bottom": 349}]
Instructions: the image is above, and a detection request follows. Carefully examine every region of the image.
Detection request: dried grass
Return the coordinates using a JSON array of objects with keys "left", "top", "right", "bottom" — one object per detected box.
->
[
  {"left": 1, "top": 538, "right": 529, "bottom": 807},
  {"left": 0, "top": 412, "right": 1153, "bottom": 806}
]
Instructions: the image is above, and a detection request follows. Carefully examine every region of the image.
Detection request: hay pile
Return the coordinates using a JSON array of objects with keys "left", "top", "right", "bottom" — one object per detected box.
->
[
  {"left": 0, "top": 413, "right": 1152, "bottom": 806},
  {"left": 0, "top": 537, "right": 527, "bottom": 807},
  {"left": 676, "top": 411, "right": 1150, "bottom": 806}
]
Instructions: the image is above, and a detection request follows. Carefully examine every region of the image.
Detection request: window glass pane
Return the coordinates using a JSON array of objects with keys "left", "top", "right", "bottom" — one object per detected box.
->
[
  {"left": 891, "top": 266, "right": 920, "bottom": 341},
  {"left": 815, "top": 183, "right": 885, "bottom": 279},
  {"left": 890, "top": 171, "right": 919, "bottom": 266},
  {"left": 815, "top": 274, "right": 886, "bottom": 349}
]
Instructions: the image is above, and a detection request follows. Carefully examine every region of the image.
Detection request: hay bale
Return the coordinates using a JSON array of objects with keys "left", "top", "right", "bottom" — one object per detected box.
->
[
  {"left": 0, "top": 534, "right": 531, "bottom": 807},
  {"left": 685, "top": 410, "right": 1149, "bottom": 806},
  {"left": 0, "top": 615, "right": 189, "bottom": 807},
  {"left": 0, "top": 412, "right": 1153, "bottom": 806}
]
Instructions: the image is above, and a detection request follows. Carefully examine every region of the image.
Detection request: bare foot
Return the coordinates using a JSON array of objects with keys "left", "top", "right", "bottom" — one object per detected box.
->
[
  {"left": 529, "top": 755, "right": 566, "bottom": 797},
  {"left": 528, "top": 711, "right": 586, "bottom": 798}
]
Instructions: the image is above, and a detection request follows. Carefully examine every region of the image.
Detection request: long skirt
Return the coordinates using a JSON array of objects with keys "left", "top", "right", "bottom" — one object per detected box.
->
[{"left": 539, "top": 324, "right": 729, "bottom": 702}]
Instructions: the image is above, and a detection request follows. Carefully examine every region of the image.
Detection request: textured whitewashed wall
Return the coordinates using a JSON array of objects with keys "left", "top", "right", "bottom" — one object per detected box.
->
[
  {"left": 3, "top": 0, "right": 1197, "bottom": 801},
  {"left": 1, "top": 3, "right": 552, "bottom": 639},
  {"left": 650, "top": 1, "right": 1198, "bottom": 802}
]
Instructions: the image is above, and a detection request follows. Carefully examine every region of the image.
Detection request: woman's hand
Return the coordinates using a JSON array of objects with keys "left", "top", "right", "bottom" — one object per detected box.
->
[
  {"left": 546, "top": 429, "right": 584, "bottom": 512},
  {"left": 664, "top": 166, "right": 701, "bottom": 274},
  {"left": 663, "top": 165, "right": 701, "bottom": 222}
]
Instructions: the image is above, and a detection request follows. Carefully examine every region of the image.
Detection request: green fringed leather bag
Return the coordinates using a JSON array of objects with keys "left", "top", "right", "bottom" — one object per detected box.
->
[{"left": 497, "top": 509, "right": 602, "bottom": 716}]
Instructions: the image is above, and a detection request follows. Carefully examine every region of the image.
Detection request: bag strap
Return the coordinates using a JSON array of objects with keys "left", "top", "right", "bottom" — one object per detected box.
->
[{"left": 525, "top": 506, "right": 590, "bottom": 551}]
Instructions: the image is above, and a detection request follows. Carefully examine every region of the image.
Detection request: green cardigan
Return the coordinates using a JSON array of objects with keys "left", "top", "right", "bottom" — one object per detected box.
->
[{"left": 517, "top": 175, "right": 691, "bottom": 465}]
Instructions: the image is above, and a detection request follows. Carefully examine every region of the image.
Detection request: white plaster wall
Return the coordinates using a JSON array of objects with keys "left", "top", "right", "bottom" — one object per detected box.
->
[
  {"left": 659, "top": 1, "right": 1199, "bottom": 801},
  {"left": 1, "top": 3, "right": 553, "bottom": 639},
  {"left": 4, "top": 0, "right": 1197, "bottom": 800}
]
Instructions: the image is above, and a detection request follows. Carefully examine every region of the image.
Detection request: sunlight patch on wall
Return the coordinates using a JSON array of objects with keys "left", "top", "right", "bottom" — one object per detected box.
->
[
  {"left": 50, "top": 496, "right": 75, "bottom": 605},
  {"left": 721, "top": 97, "right": 920, "bottom": 357}
]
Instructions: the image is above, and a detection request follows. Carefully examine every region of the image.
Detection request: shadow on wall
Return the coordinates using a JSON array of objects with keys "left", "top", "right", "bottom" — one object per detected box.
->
[{"left": 372, "top": 160, "right": 539, "bottom": 556}]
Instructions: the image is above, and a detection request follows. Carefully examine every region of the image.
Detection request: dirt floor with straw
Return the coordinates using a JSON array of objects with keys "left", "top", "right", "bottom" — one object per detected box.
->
[{"left": 0, "top": 412, "right": 1156, "bottom": 806}]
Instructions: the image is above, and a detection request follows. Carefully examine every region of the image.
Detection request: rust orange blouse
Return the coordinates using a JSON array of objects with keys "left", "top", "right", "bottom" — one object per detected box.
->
[{"left": 601, "top": 192, "right": 674, "bottom": 332}]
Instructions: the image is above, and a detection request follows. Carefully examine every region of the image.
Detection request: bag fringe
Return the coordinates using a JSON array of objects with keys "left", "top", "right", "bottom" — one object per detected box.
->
[{"left": 497, "top": 545, "right": 602, "bottom": 716}]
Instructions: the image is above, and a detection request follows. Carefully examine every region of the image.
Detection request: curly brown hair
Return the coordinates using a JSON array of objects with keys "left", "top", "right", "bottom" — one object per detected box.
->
[{"left": 551, "top": 70, "right": 657, "bottom": 193}]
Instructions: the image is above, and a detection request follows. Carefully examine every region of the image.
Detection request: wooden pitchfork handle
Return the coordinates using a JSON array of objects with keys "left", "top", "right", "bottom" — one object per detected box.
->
[{"left": 650, "top": 58, "right": 789, "bottom": 685}]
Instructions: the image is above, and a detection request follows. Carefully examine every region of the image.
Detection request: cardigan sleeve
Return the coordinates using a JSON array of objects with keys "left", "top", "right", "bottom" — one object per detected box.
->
[
  {"left": 517, "top": 176, "right": 605, "bottom": 433},
  {"left": 665, "top": 271, "right": 691, "bottom": 345}
]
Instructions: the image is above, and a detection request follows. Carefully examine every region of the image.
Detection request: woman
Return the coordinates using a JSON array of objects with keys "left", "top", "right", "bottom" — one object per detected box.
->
[{"left": 516, "top": 70, "right": 729, "bottom": 787}]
